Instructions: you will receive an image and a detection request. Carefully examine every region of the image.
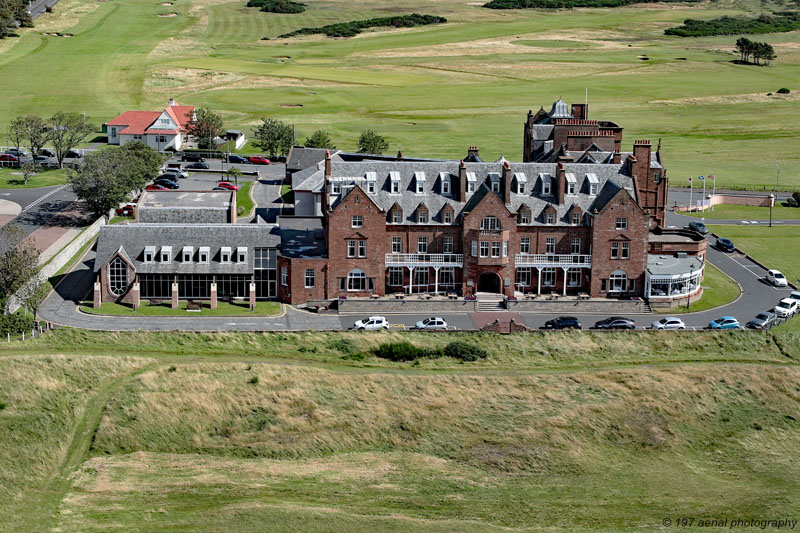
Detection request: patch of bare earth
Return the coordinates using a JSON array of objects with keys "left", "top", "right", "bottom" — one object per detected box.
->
[{"left": 650, "top": 92, "right": 800, "bottom": 106}]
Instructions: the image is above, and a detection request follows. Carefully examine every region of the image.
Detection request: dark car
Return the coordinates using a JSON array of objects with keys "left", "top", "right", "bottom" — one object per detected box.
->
[
  {"left": 746, "top": 311, "right": 777, "bottom": 331},
  {"left": 181, "top": 154, "right": 205, "bottom": 162},
  {"left": 593, "top": 316, "right": 636, "bottom": 330},
  {"left": 5, "top": 148, "right": 27, "bottom": 157},
  {"left": 154, "top": 179, "right": 179, "bottom": 189},
  {"left": 39, "top": 148, "right": 56, "bottom": 157},
  {"left": 157, "top": 172, "right": 183, "bottom": 182},
  {"left": 716, "top": 237, "right": 735, "bottom": 253},
  {"left": 64, "top": 150, "right": 82, "bottom": 158},
  {"left": 212, "top": 187, "right": 227, "bottom": 191},
  {"left": 227, "top": 154, "right": 248, "bottom": 164},
  {"left": 542, "top": 316, "right": 582, "bottom": 330},
  {"left": 184, "top": 162, "right": 209, "bottom": 170},
  {"left": 687, "top": 221, "right": 708, "bottom": 234}
]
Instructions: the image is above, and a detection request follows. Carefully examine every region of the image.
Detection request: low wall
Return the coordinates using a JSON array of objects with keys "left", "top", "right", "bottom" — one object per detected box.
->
[
  {"left": 337, "top": 298, "right": 477, "bottom": 314},
  {"left": 506, "top": 298, "right": 646, "bottom": 314},
  {"left": 5, "top": 217, "right": 105, "bottom": 314},
  {"left": 675, "top": 193, "right": 772, "bottom": 212},
  {"left": 648, "top": 287, "right": 704, "bottom": 309}
]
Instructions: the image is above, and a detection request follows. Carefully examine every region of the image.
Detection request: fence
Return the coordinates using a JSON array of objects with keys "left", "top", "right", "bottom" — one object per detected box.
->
[{"left": 4, "top": 216, "right": 106, "bottom": 315}]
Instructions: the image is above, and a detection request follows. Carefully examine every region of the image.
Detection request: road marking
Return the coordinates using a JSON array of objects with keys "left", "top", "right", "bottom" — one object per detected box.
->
[{"left": 23, "top": 184, "right": 67, "bottom": 212}]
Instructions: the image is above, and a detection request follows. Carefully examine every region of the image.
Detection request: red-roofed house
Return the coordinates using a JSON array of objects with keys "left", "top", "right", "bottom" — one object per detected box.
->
[{"left": 106, "top": 98, "right": 195, "bottom": 151}]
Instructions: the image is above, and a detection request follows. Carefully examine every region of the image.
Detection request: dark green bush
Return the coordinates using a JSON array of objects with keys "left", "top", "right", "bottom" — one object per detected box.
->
[
  {"left": 444, "top": 341, "right": 489, "bottom": 361},
  {"left": 0, "top": 313, "right": 34, "bottom": 336},
  {"left": 777, "top": 87, "right": 791, "bottom": 94},
  {"left": 278, "top": 14, "right": 447, "bottom": 39},
  {"left": 247, "top": 0, "right": 306, "bottom": 13},
  {"left": 664, "top": 13, "right": 800, "bottom": 37},
  {"left": 484, "top": 0, "right": 695, "bottom": 8},
  {"left": 328, "top": 338, "right": 358, "bottom": 355},
  {"left": 249, "top": 375, "right": 259, "bottom": 385},
  {"left": 375, "top": 341, "right": 423, "bottom": 361}
]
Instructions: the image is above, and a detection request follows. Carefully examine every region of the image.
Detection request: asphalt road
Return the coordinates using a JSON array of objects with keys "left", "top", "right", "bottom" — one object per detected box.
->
[{"left": 1, "top": 184, "right": 85, "bottom": 237}]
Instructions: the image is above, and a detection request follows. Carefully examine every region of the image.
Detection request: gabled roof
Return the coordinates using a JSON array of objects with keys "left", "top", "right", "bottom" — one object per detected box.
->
[
  {"left": 106, "top": 111, "right": 162, "bottom": 135},
  {"left": 165, "top": 105, "right": 194, "bottom": 128}
]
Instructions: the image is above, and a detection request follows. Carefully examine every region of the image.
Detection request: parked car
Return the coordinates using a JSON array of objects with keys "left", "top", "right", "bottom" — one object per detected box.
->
[
  {"left": 64, "top": 150, "right": 82, "bottom": 158},
  {"left": 39, "top": 148, "right": 55, "bottom": 157},
  {"left": 543, "top": 316, "right": 582, "bottom": 330},
  {"left": 0, "top": 153, "right": 19, "bottom": 162},
  {"left": 184, "top": 162, "right": 209, "bottom": 170},
  {"left": 248, "top": 155, "right": 270, "bottom": 165},
  {"left": 154, "top": 179, "right": 179, "bottom": 189},
  {"left": 157, "top": 172, "right": 183, "bottom": 182},
  {"left": 773, "top": 298, "right": 798, "bottom": 318},
  {"left": 216, "top": 181, "right": 239, "bottom": 191},
  {"left": 161, "top": 169, "right": 189, "bottom": 179},
  {"left": 353, "top": 316, "right": 389, "bottom": 330},
  {"left": 227, "top": 154, "right": 248, "bottom": 164},
  {"left": 181, "top": 154, "right": 205, "bottom": 162},
  {"left": 708, "top": 316, "right": 742, "bottom": 330},
  {"left": 146, "top": 184, "right": 169, "bottom": 191},
  {"left": 212, "top": 187, "right": 227, "bottom": 191},
  {"left": 746, "top": 311, "right": 777, "bottom": 331},
  {"left": 687, "top": 221, "right": 708, "bottom": 235},
  {"left": 650, "top": 317, "right": 686, "bottom": 330},
  {"left": 33, "top": 155, "right": 50, "bottom": 164},
  {"left": 5, "top": 148, "right": 27, "bottom": 157},
  {"left": 115, "top": 203, "right": 137, "bottom": 216},
  {"left": 765, "top": 269, "right": 788, "bottom": 287},
  {"left": 787, "top": 291, "right": 800, "bottom": 304},
  {"left": 593, "top": 316, "right": 636, "bottom": 330},
  {"left": 415, "top": 317, "right": 448, "bottom": 330},
  {"left": 716, "top": 237, "right": 736, "bottom": 253}
]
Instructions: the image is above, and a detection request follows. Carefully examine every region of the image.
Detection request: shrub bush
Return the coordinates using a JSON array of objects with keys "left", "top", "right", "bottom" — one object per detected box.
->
[
  {"left": 278, "top": 14, "right": 447, "bottom": 39},
  {"left": 777, "top": 87, "right": 791, "bottom": 94},
  {"left": 249, "top": 375, "right": 259, "bottom": 384},
  {"left": 0, "top": 313, "right": 34, "bottom": 336},
  {"left": 247, "top": 0, "right": 305, "bottom": 13},
  {"left": 375, "top": 341, "right": 423, "bottom": 361},
  {"left": 444, "top": 341, "right": 489, "bottom": 361}
]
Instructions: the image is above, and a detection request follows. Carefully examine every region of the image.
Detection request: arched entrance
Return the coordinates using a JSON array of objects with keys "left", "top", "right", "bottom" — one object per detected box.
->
[{"left": 477, "top": 272, "right": 501, "bottom": 293}]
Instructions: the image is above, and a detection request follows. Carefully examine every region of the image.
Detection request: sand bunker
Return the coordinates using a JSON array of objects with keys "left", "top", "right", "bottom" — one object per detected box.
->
[{"left": 158, "top": 11, "right": 177, "bottom": 17}]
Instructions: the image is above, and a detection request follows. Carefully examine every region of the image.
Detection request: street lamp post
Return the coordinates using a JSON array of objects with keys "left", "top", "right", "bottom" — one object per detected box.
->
[{"left": 769, "top": 193, "right": 775, "bottom": 228}]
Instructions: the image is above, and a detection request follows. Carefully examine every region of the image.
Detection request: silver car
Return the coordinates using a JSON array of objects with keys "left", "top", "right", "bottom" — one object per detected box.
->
[
  {"left": 353, "top": 316, "right": 389, "bottom": 331},
  {"left": 650, "top": 317, "right": 686, "bottom": 330},
  {"left": 415, "top": 317, "right": 448, "bottom": 330}
]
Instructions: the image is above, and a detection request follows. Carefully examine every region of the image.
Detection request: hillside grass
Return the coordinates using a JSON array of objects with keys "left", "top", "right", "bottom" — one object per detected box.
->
[
  {"left": 686, "top": 203, "right": 800, "bottom": 220},
  {"left": 0, "top": 0, "right": 797, "bottom": 187}
]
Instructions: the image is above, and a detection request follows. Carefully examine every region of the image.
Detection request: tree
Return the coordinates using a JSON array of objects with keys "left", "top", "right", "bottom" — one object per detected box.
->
[
  {"left": 303, "top": 129, "right": 335, "bottom": 149},
  {"left": 357, "top": 129, "right": 389, "bottom": 154},
  {"left": 20, "top": 162, "right": 41, "bottom": 186},
  {"left": 759, "top": 42, "right": 776, "bottom": 66},
  {"left": 0, "top": 0, "right": 33, "bottom": 39},
  {"left": 185, "top": 108, "right": 223, "bottom": 150},
  {"left": 69, "top": 143, "right": 162, "bottom": 218},
  {"left": 252, "top": 118, "right": 293, "bottom": 157},
  {"left": 18, "top": 115, "right": 48, "bottom": 158},
  {"left": 227, "top": 166, "right": 242, "bottom": 185},
  {"left": 48, "top": 112, "right": 95, "bottom": 168},
  {"left": 0, "top": 226, "right": 39, "bottom": 305},
  {"left": 6, "top": 117, "right": 24, "bottom": 152}
]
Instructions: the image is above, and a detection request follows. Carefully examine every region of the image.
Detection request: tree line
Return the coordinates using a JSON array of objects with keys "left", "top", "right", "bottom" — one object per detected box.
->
[
  {"left": 734, "top": 37, "right": 777, "bottom": 65},
  {"left": 246, "top": 0, "right": 305, "bottom": 14},
  {"left": 276, "top": 13, "right": 447, "bottom": 39},
  {"left": 664, "top": 12, "right": 800, "bottom": 37},
  {"left": 0, "top": 0, "right": 32, "bottom": 39},
  {"left": 251, "top": 118, "right": 389, "bottom": 156},
  {"left": 483, "top": 0, "right": 693, "bottom": 9}
]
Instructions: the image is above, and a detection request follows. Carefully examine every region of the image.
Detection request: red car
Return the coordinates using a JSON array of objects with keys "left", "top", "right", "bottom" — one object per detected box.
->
[
  {"left": 248, "top": 155, "right": 270, "bottom": 165},
  {"left": 115, "top": 203, "right": 137, "bottom": 216},
  {"left": 216, "top": 181, "right": 240, "bottom": 191},
  {"left": 0, "top": 153, "right": 19, "bottom": 162},
  {"left": 146, "top": 184, "right": 169, "bottom": 191}
]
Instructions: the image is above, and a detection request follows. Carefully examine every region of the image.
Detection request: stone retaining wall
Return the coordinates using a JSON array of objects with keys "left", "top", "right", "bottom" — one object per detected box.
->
[
  {"left": 337, "top": 298, "right": 477, "bottom": 314},
  {"left": 506, "top": 298, "right": 646, "bottom": 314}
]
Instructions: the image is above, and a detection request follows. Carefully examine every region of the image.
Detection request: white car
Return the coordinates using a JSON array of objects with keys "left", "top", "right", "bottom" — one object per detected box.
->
[
  {"left": 773, "top": 298, "right": 798, "bottom": 318},
  {"left": 787, "top": 291, "right": 800, "bottom": 304},
  {"left": 765, "top": 269, "right": 788, "bottom": 287},
  {"left": 353, "top": 316, "right": 389, "bottom": 330},
  {"left": 415, "top": 317, "right": 448, "bottom": 330},
  {"left": 650, "top": 317, "right": 686, "bottom": 330}
]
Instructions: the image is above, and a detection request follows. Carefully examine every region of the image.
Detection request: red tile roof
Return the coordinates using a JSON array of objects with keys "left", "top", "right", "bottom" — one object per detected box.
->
[{"left": 106, "top": 104, "right": 195, "bottom": 135}]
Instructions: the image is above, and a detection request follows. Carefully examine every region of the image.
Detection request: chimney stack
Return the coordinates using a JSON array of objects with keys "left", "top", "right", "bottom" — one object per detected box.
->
[
  {"left": 633, "top": 139, "right": 651, "bottom": 179},
  {"left": 322, "top": 149, "right": 332, "bottom": 213},
  {"left": 458, "top": 160, "right": 467, "bottom": 203},
  {"left": 396, "top": 150, "right": 403, "bottom": 160},
  {"left": 555, "top": 162, "right": 566, "bottom": 205},
  {"left": 501, "top": 160, "right": 512, "bottom": 205},
  {"left": 467, "top": 146, "right": 479, "bottom": 158},
  {"left": 168, "top": 97, "right": 175, "bottom": 107}
]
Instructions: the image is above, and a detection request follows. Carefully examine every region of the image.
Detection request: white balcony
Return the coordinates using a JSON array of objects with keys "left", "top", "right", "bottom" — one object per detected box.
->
[
  {"left": 515, "top": 254, "right": 592, "bottom": 268},
  {"left": 385, "top": 253, "right": 464, "bottom": 267}
]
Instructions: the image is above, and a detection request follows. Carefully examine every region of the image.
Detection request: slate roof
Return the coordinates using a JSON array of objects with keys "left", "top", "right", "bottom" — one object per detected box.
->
[
  {"left": 286, "top": 146, "right": 332, "bottom": 173},
  {"left": 277, "top": 216, "right": 326, "bottom": 258},
  {"left": 94, "top": 224, "right": 281, "bottom": 274},
  {"left": 319, "top": 160, "right": 636, "bottom": 226}
]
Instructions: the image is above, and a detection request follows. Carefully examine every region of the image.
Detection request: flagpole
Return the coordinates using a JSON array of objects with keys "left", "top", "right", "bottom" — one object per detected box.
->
[
  {"left": 688, "top": 177, "right": 693, "bottom": 212},
  {"left": 702, "top": 176, "right": 706, "bottom": 221},
  {"left": 711, "top": 174, "right": 715, "bottom": 211}
]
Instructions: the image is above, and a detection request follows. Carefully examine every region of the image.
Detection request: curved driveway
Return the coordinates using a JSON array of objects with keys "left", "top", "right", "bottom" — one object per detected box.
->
[{"left": 38, "top": 197, "right": 797, "bottom": 332}]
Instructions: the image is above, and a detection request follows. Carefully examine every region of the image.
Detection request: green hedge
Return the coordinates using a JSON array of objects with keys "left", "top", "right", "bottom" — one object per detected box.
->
[
  {"left": 374, "top": 340, "right": 488, "bottom": 362},
  {"left": 664, "top": 13, "right": 800, "bottom": 37},
  {"left": 484, "top": 0, "right": 695, "bottom": 8},
  {"left": 0, "top": 313, "right": 34, "bottom": 336},
  {"left": 278, "top": 13, "right": 447, "bottom": 39},
  {"left": 246, "top": 0, "right": 306, "bottom": 14}
]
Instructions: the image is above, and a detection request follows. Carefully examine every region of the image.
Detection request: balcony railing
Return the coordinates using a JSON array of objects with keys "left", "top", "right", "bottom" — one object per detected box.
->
[
  {"left": 385, "top": 253, "right": 464, "bottom": 267},
  {"left": 515, "top": 254, "right": 592, "bottom": 267}
]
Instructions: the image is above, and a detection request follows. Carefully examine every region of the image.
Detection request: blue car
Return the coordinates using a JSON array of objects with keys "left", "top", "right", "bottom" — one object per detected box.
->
[
  {"left": 716, "top": 237, "right": 735, "bottom": 253},
  {"left": 708, "top": 316, "right": 741, "bottom": 330},
  {"left": 227, "top": 154, "right": 248, "bottom": 164}
]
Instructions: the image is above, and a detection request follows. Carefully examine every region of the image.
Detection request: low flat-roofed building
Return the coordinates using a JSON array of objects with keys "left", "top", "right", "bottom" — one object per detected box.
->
[
  {"left": 136, "top": 190, "right": 237, "bottom": 224},
  {"left": 645, "top": 253, "right": 705, "bottom": 307}
]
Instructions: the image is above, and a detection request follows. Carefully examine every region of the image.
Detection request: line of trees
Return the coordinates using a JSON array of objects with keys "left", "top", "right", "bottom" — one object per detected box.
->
[
  {"left": 735, "top": 37, "right": 777, "bottom": 66},
  {"left": 665, "top": 13, "right": 800, "bottom": 37},
  {"left": 246, "top": 0, "right": 305, "bottom": 13},
  {"left": 0, "top": 0, "right": 33, "bottom": 39},
  {"left": 277, "top": 13, "right": 447, "bottom": 39},
  {"left": 6, "top": 112, "right": 96, "bottom": 168},
  {"left": 251, "top": 118, "right": 391, "bottom": 156}
]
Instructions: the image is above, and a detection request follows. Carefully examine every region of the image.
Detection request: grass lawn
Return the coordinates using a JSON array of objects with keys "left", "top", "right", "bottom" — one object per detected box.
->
[
  {"left": 708, "top": 225, "right": 800, "bottom": 285},
  {"left": 0, "top": 0, "right": 797, "bottom": 187},
  {"left": 281, "top": 183, "right": 293, "bottom": 204},
  {"left": 236, "top": 181, "right": 253, "bottom": 216},
  {"left": 686, "top": 204, "right": 800, "bottom": 220},
  {"left": 81, "top": 300, "right": 281, "bottom": 316},
  {"left": 671, "top": 262, "right": 740, "bottom": 314},
  {"left": 1, "top": 330, "right": 800, "bottom": 531},
  {"left": 0, "top": 167, "right": 69, "bottom": 189}
]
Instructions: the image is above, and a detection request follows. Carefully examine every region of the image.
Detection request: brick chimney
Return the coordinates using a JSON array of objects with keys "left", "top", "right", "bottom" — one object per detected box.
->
[
  {"left": 571, "top": 103, "right": 588, "bottom": 120},
  {"left": 612, "top": 150, "right": 621, "bottom": 164},
  {"left": 467, "top": 146, "right": 479, "bottom": 158},
  {"left": 632, "top": 139, "right": 651, "bottom": 181},
  {"left": 501, "top": 160, "right": 512, "bottom": 205},
  {"left": 458, "top": 159, "right": 467, "bottom": 203},
  {"left": 168, "top": 97, "right": 175, "bottom": 107},
  {"left": 322, "top": 149, "right": 331, "bottom": 213},
  {"left": 396, "top": 150, "right": 403, "bottom": 160},
  {"left": 554, "top": 163, "right": 566, "bottom": 205}
]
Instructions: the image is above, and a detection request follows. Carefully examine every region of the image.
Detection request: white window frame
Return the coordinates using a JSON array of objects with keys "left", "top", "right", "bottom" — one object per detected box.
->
[
  {"left": 616, "top": 217, "right": 628, "bottom": 230},
  {"left": 480, "top": 242, "right": 489, "bottom": 258},
  {"left": 471, "top": 240, "right": 478, "bottom": 257},
  {"left": 621, "top": 242, "right": 630, "bottom": 259},
  {"left": 367, "top": 181, "right": 375, "bottom": 193},
  {"left": 347, "top": 240, "right": 357, "bottom": 258},
  {"left": 109, "top": 256, "right": 128, "bottom": 297},
  {"left": 391, "top": 236, "right": 402, "bottom": 253},
  {"left": 611, "top": 242, "right": 620, "bottom": 259},
  {"left": 160, "top": 246, "right": 172, "bottom": 264},
  {"left": 392, "top": 210, "right": 402, "bottom": 223},
  {"left": 417, "top": 237, "right": 428, "bottom": 254},
  {"left": 520, "top": 211, "right": 530, "bottom": 224},
  {"left": 491, "top": 241, "right": 501, "bottom": 258},
  {"left": 444, "top": 211, "right": 453, "bottom": 224},
  {"left": 520, "top": 237, "right": 530, "bottom": 254},
  {"left": 281, "top": 266, "right": 288, "bottom": 286},
  {"left": 198, "top": 247, "right": 210, "bottom": 264},
  {"left": 388, "top": 267, "right": 404, "bottom": 286},
  {"left": 304, "top": 269, "right": 315, "bottom": 288},
  {"left": 347, "top": 269, "right": 366, "bottom": 291},
  {"left": 546, "top": 212, "right": 555, "bottom": 225},
  {"left": 546, "top": 237, "right": 555, "bottom": 254},
  {"left": 358, "top": 240, "right": 367, "bottom": 258},
  {"left": 481, "top": 216, "right": 500, "bottom": 231},
  {"left": 351, "top": 215, "right": 363, "bottom": 228},
  {"left": 143, "top": 246, "right": 156, "bottom": 264},
  {"left": 332, "top": 182, "right": 341, "bottom": 195},
  {"left": 571, "top": 238, "right": 581, "bottom": 255},
  {"left": 443, "top": 236, "right": 453, "bottom": 254},
  {"left": 516, "top": 267, "right": 531, "bottom": 287},
  {"left": 571, "top": 213, "right": 580, "bottom": 225},
  {"left": 542, "top": 267, "right": 557, "bottom": 287},
  {"left": 418, "top": 211, "right": 428, "bottom": 224},
  {"left": 220, "top": 246, "right": 232, "bottom": 264},
  {"left": 182, "top": 246, "right": 193, "bottom": 263},
  {"left": 237, "top": 247, "right": 247, "bottom": 263},
  {"left": 568, "top": 268, "right": 582, "bottom": 287}
]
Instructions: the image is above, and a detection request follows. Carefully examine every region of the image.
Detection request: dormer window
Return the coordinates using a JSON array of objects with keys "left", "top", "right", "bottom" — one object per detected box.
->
[
  {"left": 367, "top": 181, "right": 375, "bottom": 193},
  {"left": 440, "top": 173, "right": 451, "bottom": 195},
  {"left": 389, "top": 171, "right": 400, "bottom": 194},
  {"left": 515, "top": 172, "right": 527, "bottom": 194},
  {"left": 220, "top": 246, "right": 232, "bottom": 264},
  {"left": 331, "top": 181, "right": 341, "bottom": 195},
  {"left": 520, "top": 211, "right": 530, "bottom": 224},
  {"left": 237, "top": 247, "right": 247, "bottom": 263},
  {"left": 653, "top": 171, "right": 662, "bottom": 183},
  {"left": 198, "top": 246, "right": 210, "bottom": 264},
  {"left": 546, "top": 212, "right": 555, "bottom": 225},
  {"left": 571, "top": 213, "right": 580, "bottom": 225},
  {"left": 144, "top": 246, "right": 156, "bottom": 264},
  {"left": 365, "top": 171, "right": 376, "bottom": 193},
  {"left": 160, "top": 246, "right": 172, "bottom": 263},
  {"left": 444, "top": 211, "right": 453, "bottom": 224},
  {"left": 565, "top": 173, "right": 577, "bottom": 195},
  {"left": 466, "top": 172, "right": 477, "bottom": 193},
  {"left": 182, "top": 246, "right": 193, "bottom": 263},
  {"left": 392, "top": 210, "right": 402, "bottom": 223},
  {"left": 414, "top": 171, "right": 426, "bottom": 194},
  {"left": 586, "top": 173, "right": 599, "bottom": 195},
  {"left": 418, "top": 211, "right": 428, "bottom": 224}
]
